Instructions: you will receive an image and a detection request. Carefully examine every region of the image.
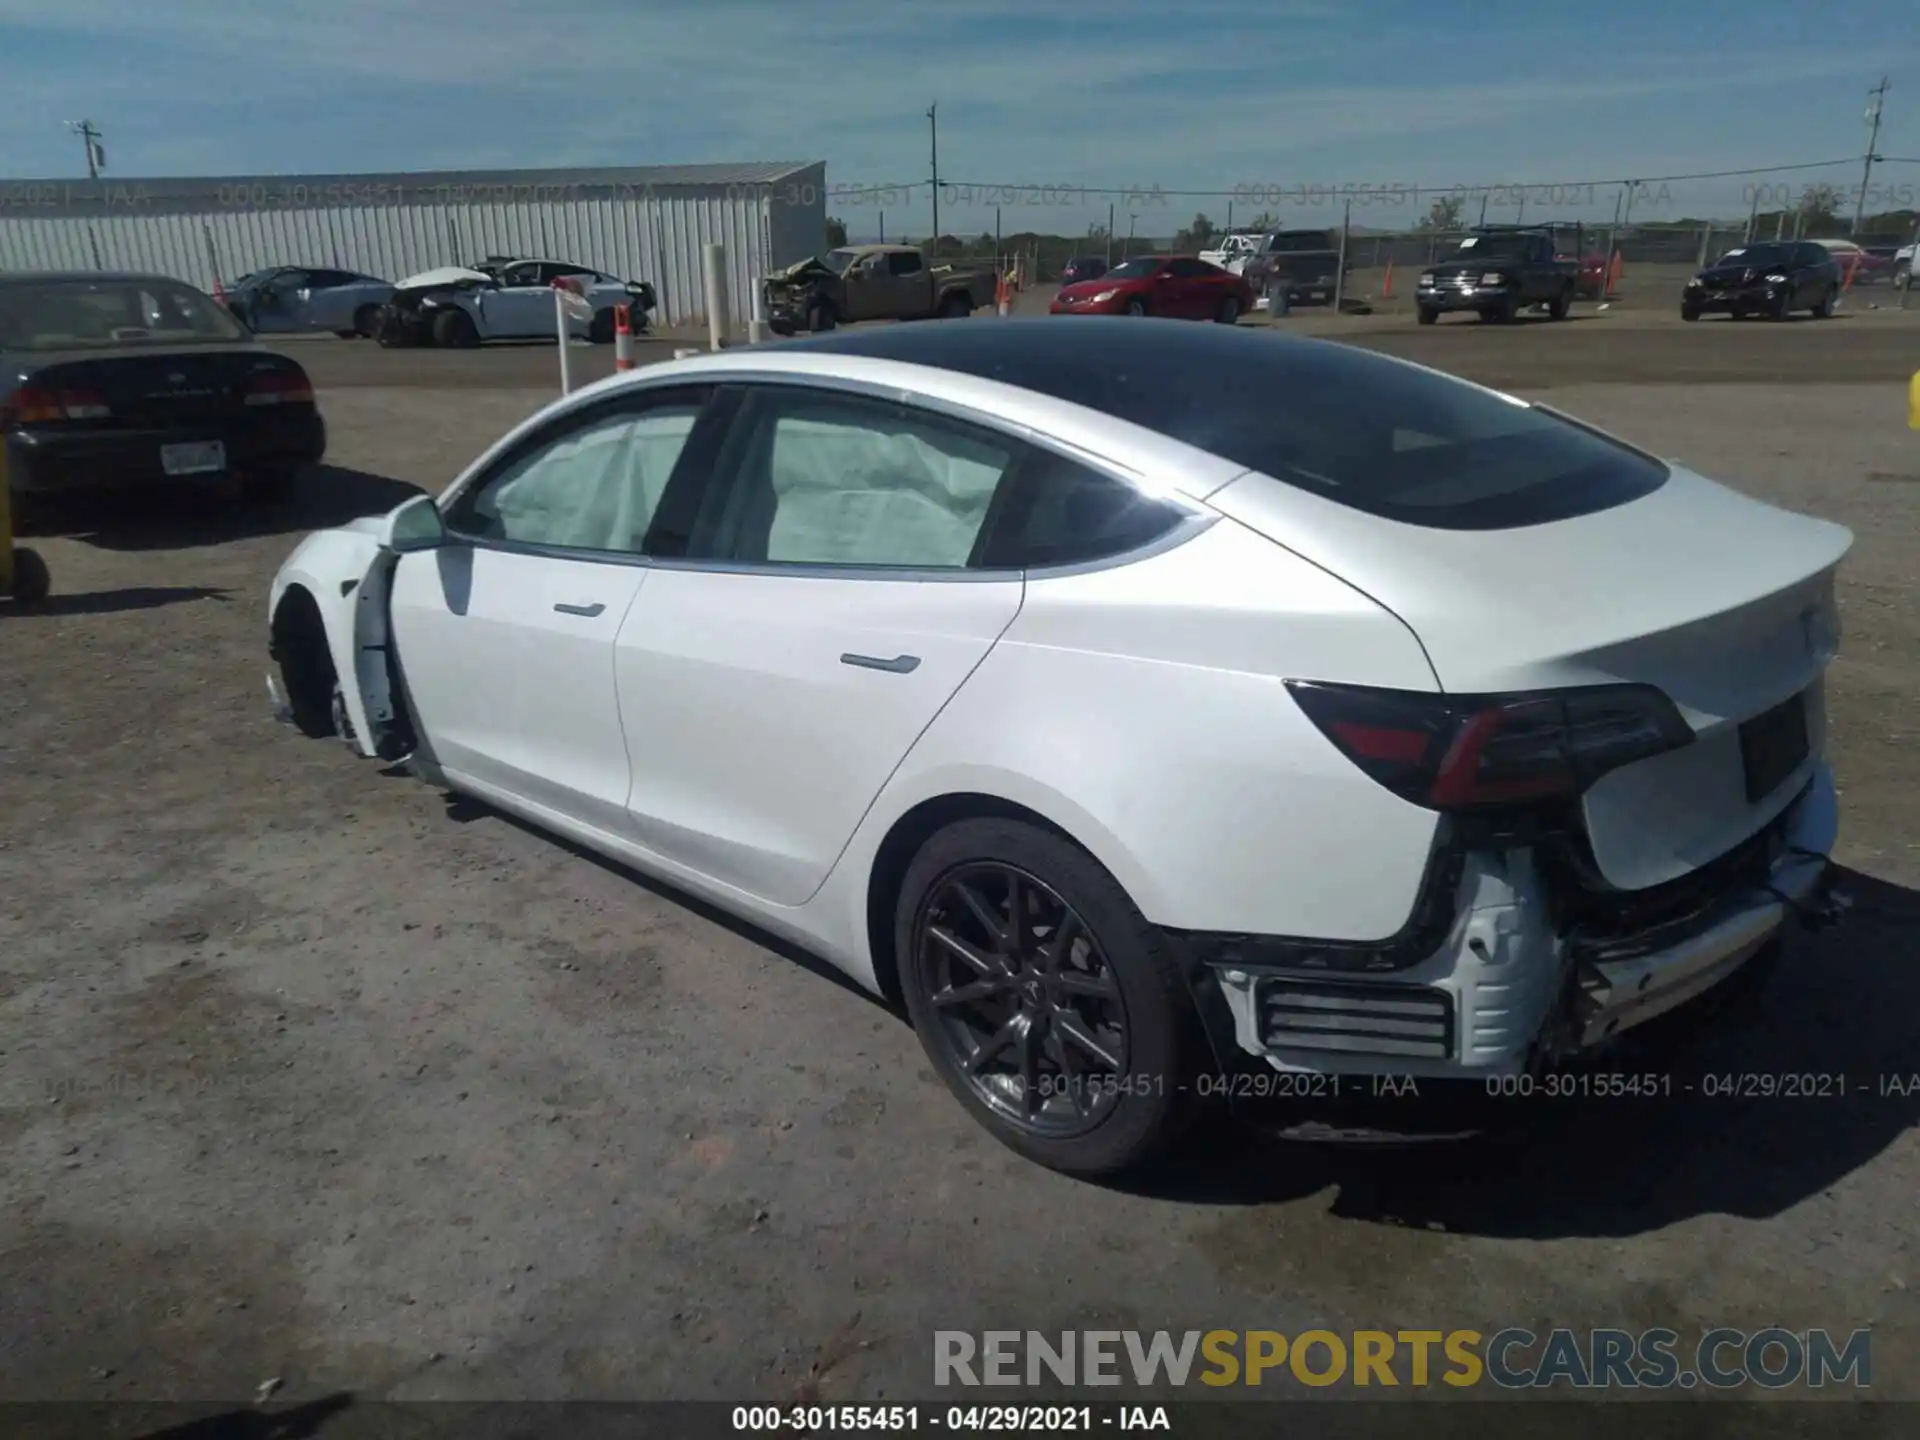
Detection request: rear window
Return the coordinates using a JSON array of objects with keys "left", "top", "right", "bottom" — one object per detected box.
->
[
  {"left": 0, "top": 278, "right": 248, "bottom": 351},
  {"left": 794, "top": 324, "right": 1668, "bottom": 531}
]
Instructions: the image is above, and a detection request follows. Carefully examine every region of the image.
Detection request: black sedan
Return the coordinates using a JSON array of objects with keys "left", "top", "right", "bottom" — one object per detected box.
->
[
  {"left": 1682, "top": 241, "right": 1843, "bottom": 321},
  {"left": 1, "top": 271, "right": 325, "bottom": 514}
]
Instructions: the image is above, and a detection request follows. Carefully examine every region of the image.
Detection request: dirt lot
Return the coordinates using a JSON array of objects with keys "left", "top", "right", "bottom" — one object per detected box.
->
[{"left": 2, "top": 316, "right": 1918, "bottom": 1413}]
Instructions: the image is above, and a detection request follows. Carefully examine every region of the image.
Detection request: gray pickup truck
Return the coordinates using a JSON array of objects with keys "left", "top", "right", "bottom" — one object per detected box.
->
[{"left": 764, "top": 244, "right": 995, "bottom": 334}]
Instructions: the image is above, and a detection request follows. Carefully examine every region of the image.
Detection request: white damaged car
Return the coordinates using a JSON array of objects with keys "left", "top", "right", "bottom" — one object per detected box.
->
[
  {"left": 373, "top": 258, "right": 656, "bottom": 348},
  {"left": 267, "top": 319, "right": 1853, "bottom": 1176}
]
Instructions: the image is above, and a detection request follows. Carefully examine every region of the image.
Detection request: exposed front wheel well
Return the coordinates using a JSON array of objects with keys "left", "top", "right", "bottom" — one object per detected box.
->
[
  {"left": 864, "top": 793, "right": 1086, "bottom": 1010},
  {"left": 270, "top": 584, "right": 337, "bottom": 737}
]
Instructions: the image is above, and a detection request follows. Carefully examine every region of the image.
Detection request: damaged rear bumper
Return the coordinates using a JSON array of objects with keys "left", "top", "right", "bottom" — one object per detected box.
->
[{"left": 1178, "top": 762, "right": 1845, "bottom": 1085}]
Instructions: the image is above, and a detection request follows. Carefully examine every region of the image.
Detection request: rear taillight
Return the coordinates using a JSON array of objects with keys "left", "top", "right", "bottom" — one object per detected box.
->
[
  {"left": 1286, "top": 681, "right": 1694, "bottom": 812},
  {"left": 243, "top": 369, "right": 315, "bottom": 406},
  {"left": 2, "top": 384, "right": 111, "bottom": 427}
]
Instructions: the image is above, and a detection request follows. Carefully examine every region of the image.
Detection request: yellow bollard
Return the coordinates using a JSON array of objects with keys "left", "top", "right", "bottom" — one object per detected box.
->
[
  {"left": 1911, "top": 369, "right": 1920, "bottom": 430},
  {"left": 0, "top": 436, "right": 52, "bottom": 604}
]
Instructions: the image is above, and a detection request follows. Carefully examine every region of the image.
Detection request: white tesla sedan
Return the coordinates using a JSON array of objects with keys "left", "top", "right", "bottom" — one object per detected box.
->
[{"left": 267, "top": 319, "right": 1851, "bottom": 1177}]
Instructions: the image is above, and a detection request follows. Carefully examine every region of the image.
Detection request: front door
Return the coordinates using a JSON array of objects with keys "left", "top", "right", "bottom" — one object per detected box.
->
[
  {"left": 390, "top": 388, "right": 711, "bottom": 833},
  {"left": 615, "top": 383, "right": 1028, "bottom": 905}
]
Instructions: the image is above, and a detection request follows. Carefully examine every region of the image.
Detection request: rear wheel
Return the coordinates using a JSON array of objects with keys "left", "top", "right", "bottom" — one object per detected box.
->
[
  {"left": 1813, "top": 285, "right": 1837, "bottom": 319},
  {"left": 896, "top": 818, "right": 1197, "bottom": 1178},
  {"left": 1214, "top": 295, "right": 1242, "bottom": 324},
  {"left": 1547, "top": 284, "right": 1572, "bottom": 320},
  {"left": 353, "top": 304, "right": 382, "bottom": 338},
  {"left": 431, "top": 307, "right": 480, "bottom": 348},
  {"left": 6, "top": 546, "right": 50, "bottom": 605},
  {"left": 937, "top": 291, "right": 972, "bottom": 319}
]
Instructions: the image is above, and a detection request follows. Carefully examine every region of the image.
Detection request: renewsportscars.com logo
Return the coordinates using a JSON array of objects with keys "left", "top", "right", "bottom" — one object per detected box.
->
[{"left": 934, "top": 1328, "right": 1873, "bottom": 1390}]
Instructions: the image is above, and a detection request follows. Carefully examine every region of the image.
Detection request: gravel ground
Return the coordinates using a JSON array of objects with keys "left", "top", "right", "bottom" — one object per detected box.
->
[{"left": 1, "top": 328, "right": 1917, "bottom": 1412}]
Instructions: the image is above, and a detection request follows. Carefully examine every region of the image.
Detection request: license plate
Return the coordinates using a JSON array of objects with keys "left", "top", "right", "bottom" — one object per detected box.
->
[
  {"left": 1738, "top": 692, "right": 1810, "bottom": 802},
  {"left": 161, "top": 440, "right": 225, "bottom": 476}
]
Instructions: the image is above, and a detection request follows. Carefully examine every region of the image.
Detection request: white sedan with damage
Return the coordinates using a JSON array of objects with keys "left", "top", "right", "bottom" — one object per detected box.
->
[{"left": 267, "top": 319, "right": 1853, "bottom": 1177}]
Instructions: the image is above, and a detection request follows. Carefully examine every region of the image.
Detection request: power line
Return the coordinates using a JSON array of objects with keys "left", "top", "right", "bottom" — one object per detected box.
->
[{"left": 820, "top": 157, "right": 1874, "bottom": 203}]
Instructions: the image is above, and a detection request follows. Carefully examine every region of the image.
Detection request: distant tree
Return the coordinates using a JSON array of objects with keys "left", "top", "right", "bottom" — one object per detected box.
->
[
  {"left": 1173, "top": 211, "right": 1217, "bottom": 251},
  {"left": 1417, "top": 195, "right": 1465, "bottom": 231},
  {"left": 1796, "top": 183, "right": 1842, "bottom": 234},
  {"left": 825, "top": 216, "right": 848, "bottom": 247},
  {"left": 1245, "top": 211, "right": 1278, "bottom": 231}
]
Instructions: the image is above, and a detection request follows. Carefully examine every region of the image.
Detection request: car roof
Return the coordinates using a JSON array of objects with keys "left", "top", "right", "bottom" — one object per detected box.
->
[{"left": 0, "top": 270, "right": 197, "bottom": 287}]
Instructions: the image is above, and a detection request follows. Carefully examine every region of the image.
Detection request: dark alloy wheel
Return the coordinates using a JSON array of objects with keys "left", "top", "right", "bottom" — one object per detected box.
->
[{"left": 897, "top": 819, "right": 1195, "bottom": 1177}]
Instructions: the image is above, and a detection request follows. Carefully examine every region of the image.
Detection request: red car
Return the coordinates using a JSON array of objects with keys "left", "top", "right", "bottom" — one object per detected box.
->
[
  {"left": 1050, "top": 254, "right": 1254, "bottom": 323},
  {"left": 1559, "top": 252, "right": 1609, "bottom": 299}
]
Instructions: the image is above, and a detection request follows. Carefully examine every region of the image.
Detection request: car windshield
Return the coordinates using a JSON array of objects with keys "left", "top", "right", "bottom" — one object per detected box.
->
[
  {"left": 1458, "top": 235, "right": 1530, "bottom": 258},
  {"left": 822, "top": 249, "right": 861, "bottom": 274},
  {"left": 1716, "top": 244, "right": 1793, "bottom": 266},
  {"left": 1103, "top": 258, "right": 1161, "bottom": 280},
  {"left": 0, "top": 277, "right": 250, "bottom": 351}
]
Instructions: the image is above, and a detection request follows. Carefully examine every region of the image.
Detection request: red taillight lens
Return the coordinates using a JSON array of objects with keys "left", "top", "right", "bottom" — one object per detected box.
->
[
  {"left": 1287, "top": 681, "right": 1694, "bottom": 812},
  {"left": 244, "top": 369, "right": 315, "bottom": 406},
  {"left": 2, "top": 384, "right": 111, "bottom": 427}
]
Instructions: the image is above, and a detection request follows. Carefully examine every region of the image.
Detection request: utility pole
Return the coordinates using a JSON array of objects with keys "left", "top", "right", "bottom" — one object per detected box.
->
[
  {"left": 927, "top": 103, "right": 939, "bottom": 254},
  {"left": 1853, "top": 77, "right": 1888, "bottom": 235},
  {"left": 66, "top": 119, "right": 104, "bottom": 178}
]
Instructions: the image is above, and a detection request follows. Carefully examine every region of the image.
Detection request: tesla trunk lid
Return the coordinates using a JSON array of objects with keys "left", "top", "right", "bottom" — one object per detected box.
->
[{"left": 1212, "top": 464, "right": 1852, "bottom": 890}]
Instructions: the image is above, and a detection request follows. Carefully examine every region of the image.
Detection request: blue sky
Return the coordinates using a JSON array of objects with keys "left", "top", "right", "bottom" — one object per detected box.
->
[{"left": 1, "top": 0, "right": 1917, "bottom": 236}]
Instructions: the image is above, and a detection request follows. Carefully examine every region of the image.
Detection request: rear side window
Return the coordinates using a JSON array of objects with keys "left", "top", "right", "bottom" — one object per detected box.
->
[
  {"left": 887, "top": 251, "right": 924, "bottom": 276},
  {"left": 981, "top": 449, "right": 1188, "bottom": 569}
]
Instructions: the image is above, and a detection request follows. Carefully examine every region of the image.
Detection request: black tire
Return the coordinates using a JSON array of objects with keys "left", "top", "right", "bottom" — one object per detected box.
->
[
  {"left": 1681, "top": 304, "right": 1701, "bottom": 322},
  {"left": 589, "top": 308, "right": 617, "bottom": 344},
  {"left": 937, "top": 291, "right": 972, "bottom": 319},
  {"left": 1123, "top": 297, "right": 1148, "bottom": 317},
  {"left": 1547, "top": 285, "right": 1571, "bottom": 320},
  {"left": 1813, "top": 285, "right": 1837, "bottom": 319},
  {"left": 353, "top": 304, "right": 382, "bottom": 338},
  {"left": 1482, "top": 293, "right": 1518, "bottom": 324},
  {"left": 7, "top": 546, "right": 50, "bottom": 605},
  {"left": 1416, "top": 305, "right": 1438, "bottom": 325},
  {"left": 895, "top": 818, "right": 1198, "bottom": 1178},
  {"left": 334, "top": 329, "right": 359, "bottom": 339},
  {"left": 806, "top": 299, "right": 837, "bottom": 333},
  {"left": 1214, "top": 295, "right": 1242, "bottom": 324},
  {"left": 431, "top": 307, "right": 480, "bottom": 348}
]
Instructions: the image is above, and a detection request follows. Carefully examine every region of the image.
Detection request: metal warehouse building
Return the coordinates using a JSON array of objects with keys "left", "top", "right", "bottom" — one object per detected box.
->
[{"left": 0, "top": 161, "right": 827, "bottom": 328}]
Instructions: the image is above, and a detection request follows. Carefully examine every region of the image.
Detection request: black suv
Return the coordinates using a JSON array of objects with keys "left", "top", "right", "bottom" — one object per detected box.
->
[
  {"left": 1415, "top": 226, "right": 1579, "bottom": 324},
  {"left": 1683, "top": 241, "right": 1843, "bottom": 321}
]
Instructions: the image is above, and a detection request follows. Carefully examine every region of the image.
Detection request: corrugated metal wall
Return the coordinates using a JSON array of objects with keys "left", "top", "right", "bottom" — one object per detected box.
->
[{"left": 0, "top": 163, "right": 828, "bottom": 328}]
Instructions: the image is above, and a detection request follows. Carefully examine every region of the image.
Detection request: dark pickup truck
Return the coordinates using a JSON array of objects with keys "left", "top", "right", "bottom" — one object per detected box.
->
[
  {"left": 1237, "top": 229, "right": 1348, "bottom": 309},
  {"left": 1415, "top": 227, "right": 1578, "bottom": 324}
]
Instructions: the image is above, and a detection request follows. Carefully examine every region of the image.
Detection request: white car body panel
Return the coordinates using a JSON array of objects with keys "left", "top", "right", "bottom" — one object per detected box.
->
[
  {"left": 1208, "top": 456, "right": 1852, "bottom": 890},
  {"left": 267, "top": 330, "right": 1851, "bottom": 1092},
  {"left": 615, "top": 568, "right": 1025, "bottom": 906}
]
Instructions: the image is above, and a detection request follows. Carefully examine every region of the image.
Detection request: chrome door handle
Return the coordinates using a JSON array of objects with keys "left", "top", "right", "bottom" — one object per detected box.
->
[
  {"left": 553, "top": 602, "right": 606, "bottom": 617},
  {"left": 841, "top": 653, "right": 920, "bottom": 674}
]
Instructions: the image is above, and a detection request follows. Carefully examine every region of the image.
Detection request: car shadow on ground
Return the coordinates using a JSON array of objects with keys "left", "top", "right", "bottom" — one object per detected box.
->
[
  {"left": 11, "top": 585, "right": 233, "bottom": 618},
  {"left": 438, "top": 795, "right": 892, "bottom": 1011},
  {"left": 1131, "top": 866, "right": 1920, "bottom": 1239},
  {"left": 23, "top": 465, "right": 422, "bottom": 552}
]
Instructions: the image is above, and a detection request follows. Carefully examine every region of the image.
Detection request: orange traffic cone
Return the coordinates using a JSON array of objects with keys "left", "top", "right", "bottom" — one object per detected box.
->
[
  {"left": 613, "top": 304, "right": 635, "bottom": 370},
  {"left": 1380, "top": 260, "right": 1394, "bottom": 298},
  {"left": 1603, "top": 250, "right": 1623, "bottom": 298},
  {"left": 1843, "top": 254, "right": 1861, "bottom": 292},
  {"left": 996, "top": 272, "right": 1011, "bottom": 318}
]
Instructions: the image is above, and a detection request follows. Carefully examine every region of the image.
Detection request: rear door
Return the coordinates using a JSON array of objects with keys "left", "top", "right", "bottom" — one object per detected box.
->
[
  {"left": 613, "top": 382, "right": 1028, "bottom": 905},
  {"left": 388, "top": 385, "right": 713, "bottom": 833},
  {"left": 887, "top": 249, "right": 931, "bottom": 316},
  {"left": 482, "top": 261, "right": 550, "bottom": 337}
]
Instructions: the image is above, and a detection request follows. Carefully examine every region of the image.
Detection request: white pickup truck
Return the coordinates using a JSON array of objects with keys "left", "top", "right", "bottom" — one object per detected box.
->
[{"left": 1197, "top": 233, "right": 1264, "bottom": 274}]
